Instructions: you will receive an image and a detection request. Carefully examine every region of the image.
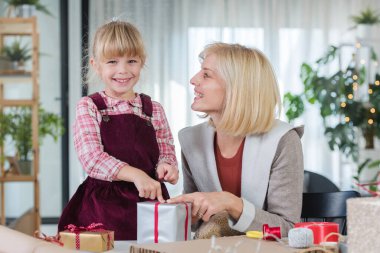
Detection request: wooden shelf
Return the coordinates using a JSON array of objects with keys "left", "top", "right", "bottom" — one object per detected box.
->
[
  {"left": 0, "top": 99, "right": 36, "bottom": 106},
  {"left": 0, "top": 16, "right": 40, "bottom": 232},
  {"left": 0, "top": 175, "right": 36, "bottom": 182},
  {"left": 0, "top": 76, "right": 32, "bottom": 84},
  {"left": 0, "top": 70, "right": 31, "bottom": 76},
  {"left": 0, "top": 18, "right": 36, "bottom": 34}
]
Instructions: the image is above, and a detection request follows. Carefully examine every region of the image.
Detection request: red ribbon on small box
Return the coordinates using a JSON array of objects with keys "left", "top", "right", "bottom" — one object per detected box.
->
[
  {"left": 64, "top": 223, "right": 112, "bottom": 250},
  {"left": 295, "top": 222, "right": 339, "bottom": 245},
  {"left": 154, "top": 202, "right": 189, "bottom": 243}
]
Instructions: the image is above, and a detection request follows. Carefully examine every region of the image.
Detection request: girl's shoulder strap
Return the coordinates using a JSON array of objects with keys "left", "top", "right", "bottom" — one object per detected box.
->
[
  {"left": 88, "top": 92, "right": 107, "bottom": 110},
  {"left": 139, "top": 93, "right": 153, "bottom": 117}
]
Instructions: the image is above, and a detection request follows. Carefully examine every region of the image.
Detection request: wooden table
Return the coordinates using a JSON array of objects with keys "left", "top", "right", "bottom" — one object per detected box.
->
[{"left": 127, "top": 236, "right": 297, "bottom": 253}]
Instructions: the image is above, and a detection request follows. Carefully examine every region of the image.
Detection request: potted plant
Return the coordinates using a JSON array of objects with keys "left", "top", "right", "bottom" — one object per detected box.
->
[
  {"left": 0, "top": 39, "right": 32, "bottom": 70},
  {"left": 1, "top": 106, "right": 64, "bottom": 175},
  {"left": 283, "top": 45, "right": 380, "bottom": 162},
  {"left": 4, "top": 0, "right": 53, "bottom": 17},
  {"left": 350, "top": 7, "right": 380, "bottom": 39}
]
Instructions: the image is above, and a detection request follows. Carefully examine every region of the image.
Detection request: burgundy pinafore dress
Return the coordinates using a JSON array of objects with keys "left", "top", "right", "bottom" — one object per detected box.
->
[{"left": 58, "top": 92, "right": 169, "bottom": 240}]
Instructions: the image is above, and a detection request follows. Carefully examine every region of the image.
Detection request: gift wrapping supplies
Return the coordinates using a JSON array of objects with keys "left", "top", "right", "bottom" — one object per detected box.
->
[
  {"left": 295, "top": 222, "right": 339, "bottom": 245},
  {"left": 137, "top": 202, "right": 191, "bottom": 244},
  {"left": 347, "top": 197, "right": 380, "bottom": 253},
  {"left": 59, "top": 223, "right": 114, "bottom": 252}
]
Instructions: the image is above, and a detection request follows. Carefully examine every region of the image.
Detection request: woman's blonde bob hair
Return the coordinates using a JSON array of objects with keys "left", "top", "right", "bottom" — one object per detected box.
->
[
  {"left": 200, "top": 42, "right": 281, "bottom": 136},
  {"left": 91, "top": 20, "right": 146, "bottom": 64}
]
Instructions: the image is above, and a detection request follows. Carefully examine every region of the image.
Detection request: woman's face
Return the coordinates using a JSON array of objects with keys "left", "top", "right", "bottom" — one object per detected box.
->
[{"left": 190, "top": 54, "right": 226, "bottom": 118}]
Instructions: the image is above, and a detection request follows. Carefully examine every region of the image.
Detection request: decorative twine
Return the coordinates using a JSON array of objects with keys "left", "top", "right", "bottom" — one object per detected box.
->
[
  {"left": 207, "top": 231, "right": 344, "bottom": 253},
  {"left": 296, "top": 232, "right": 344, "bottom": 253},
  {"left": 297, "top": 246, "right": 335, "bottom": 253},
  {"left": 356, "top": 181, "right": 380, "bottom": 197},
  {"left": 208, "top": 235, "right": 244, "bottom": 253},
  {"left": 34, "top": 230, "right": 63, "bottom": 247}
]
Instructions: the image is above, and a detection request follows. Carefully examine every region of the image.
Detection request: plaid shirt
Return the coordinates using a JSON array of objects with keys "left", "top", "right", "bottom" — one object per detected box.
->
[{"left": 73, "top": 91, "right": 177, "bottom": 181}]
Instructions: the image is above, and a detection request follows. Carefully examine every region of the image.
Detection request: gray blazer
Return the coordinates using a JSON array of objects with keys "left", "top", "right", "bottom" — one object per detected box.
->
[{"left": 178, "top": 119, "right": 304, "bottom": 236}]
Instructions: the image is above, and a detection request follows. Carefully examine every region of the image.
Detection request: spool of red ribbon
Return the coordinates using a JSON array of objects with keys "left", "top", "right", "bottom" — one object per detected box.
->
[
  {"left": 295, "top": 222, "right": 339, "bottom": 244},
  {"left": 262, "top": 224, "right": 281, "bottom": 241}
]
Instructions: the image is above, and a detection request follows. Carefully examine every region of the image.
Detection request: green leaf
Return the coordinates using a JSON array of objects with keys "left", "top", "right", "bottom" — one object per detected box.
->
[
  {"left": 283, "top": 92, "right": 305, "bottom": 122},
  {"left": 358, "top": 158, "right": 372, "bottom": 175},
  {"left": 368, "top": 160, "right": 380, "bottom": 169}
]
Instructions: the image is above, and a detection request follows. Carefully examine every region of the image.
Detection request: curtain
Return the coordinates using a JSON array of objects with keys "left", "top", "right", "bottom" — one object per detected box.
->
[{"left": 78, "top": 0, "right": 380, "bottom": 196}]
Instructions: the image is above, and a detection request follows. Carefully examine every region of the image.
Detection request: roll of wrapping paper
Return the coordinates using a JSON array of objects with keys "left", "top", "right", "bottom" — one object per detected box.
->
[{"left": 295, "top": 222, "right": 339, "bottom": 245}]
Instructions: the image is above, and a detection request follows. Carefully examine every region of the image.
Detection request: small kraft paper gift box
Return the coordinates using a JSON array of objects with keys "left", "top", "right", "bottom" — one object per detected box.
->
[
  {"left": 347, "top": 197, "right": 380, "bottom": 253},
  {"left": 137, "top": 202, "right": 191, "bottom": 244},
  {"left": 59, "top": 223, "right": 114, "bottom": 252}
]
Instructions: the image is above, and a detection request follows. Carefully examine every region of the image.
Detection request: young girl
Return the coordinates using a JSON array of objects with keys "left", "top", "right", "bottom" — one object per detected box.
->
[{"left": 58, "top": 20, "right": 178, "bottom": 240}]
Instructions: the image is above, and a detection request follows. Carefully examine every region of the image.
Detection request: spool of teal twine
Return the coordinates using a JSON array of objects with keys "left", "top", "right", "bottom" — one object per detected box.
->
[{"left": 288, "top": 227, "right": 314, "bottom": 248}]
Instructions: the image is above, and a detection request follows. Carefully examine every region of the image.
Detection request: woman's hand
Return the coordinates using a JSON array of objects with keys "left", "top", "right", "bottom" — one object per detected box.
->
[
  {"left": 116, "top": 165, "right": 165, "bottom": 202},
  {"left": 156, "top": 163, "right": 179, "bottom": 184},
  {"left": 167, "top": 191, "right": 243, "bottom": 222}
]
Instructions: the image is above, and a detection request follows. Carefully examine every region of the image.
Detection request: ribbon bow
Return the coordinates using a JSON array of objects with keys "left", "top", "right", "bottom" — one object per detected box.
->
[
  {"left": 65, "top": 222, "right": 105, "bottom": 233},
  {"left": 64, "top": 223, "right": 112, "bottom": 250}
]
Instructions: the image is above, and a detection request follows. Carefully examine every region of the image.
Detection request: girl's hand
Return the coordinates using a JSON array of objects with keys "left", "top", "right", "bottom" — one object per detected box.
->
[
  {"left": 167, "top": 191, "right": 243, "bottom": 222},
  {"left": 116, "top": 165, "right": 165, "bottom": 202},
  {"left": 156, "top": 163, "right": 179, "bottom": 184},
  {"left": 133, "top": 170, "right": 165, "bottom": 202}
]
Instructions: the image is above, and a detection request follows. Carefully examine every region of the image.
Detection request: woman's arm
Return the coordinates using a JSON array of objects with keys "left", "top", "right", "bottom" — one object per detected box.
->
[{"left": 229, "top": 129, "right": 304, "bottom": 236}]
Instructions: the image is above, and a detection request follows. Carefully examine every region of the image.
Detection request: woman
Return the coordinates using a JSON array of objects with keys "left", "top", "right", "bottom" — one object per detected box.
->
[{"left": 168, "top": 42, "right": 303, "bottom": 237}]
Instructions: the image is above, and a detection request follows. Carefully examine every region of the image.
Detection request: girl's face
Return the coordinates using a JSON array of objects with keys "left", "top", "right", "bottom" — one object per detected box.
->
[
  {"left": 190, "top": 54, "right": 226, "bottom": 119},
  {"left": 91, "top": 54, "right": 142, "bottom": 100}
]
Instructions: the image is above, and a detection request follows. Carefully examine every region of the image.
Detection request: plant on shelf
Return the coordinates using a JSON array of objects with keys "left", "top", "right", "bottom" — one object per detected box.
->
[
  {"left": 4, "top": 0, "right": 53, "bottom": 17},
  {"left": 0, "top": 39, "right": 32, "bottom": 70},
  {"left": 0, "top": 106, "right": 64, "bottom": 175},
  {"left": 0, "top": 112, "right": 13, "bottom": 150},
  {"left": 283, "top": 45, "right": 380, "bottom": 162},
  {"left": 350, "top": 7, "right": 380, "bottom": 25},
  {"left": 350, "top": 7, "right": 380, "bottom": 40}
]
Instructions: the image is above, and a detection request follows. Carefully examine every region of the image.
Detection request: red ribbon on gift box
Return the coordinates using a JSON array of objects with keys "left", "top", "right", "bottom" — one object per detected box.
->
[
  {"left": 154, "top": 202, "right": 189, "bottom": 243},
  {"left": 295, "top": 222, "right": 339, "bottom": 245},
  {"left": 64, "top": 223, "right": 112, "bottom": 250}
]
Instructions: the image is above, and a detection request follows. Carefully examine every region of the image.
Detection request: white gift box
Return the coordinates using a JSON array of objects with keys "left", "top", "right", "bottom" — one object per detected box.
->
[
  {"left": 347, "top": 197, "right": 380, "bottom": 253},
  {"left": 137, "top": 202, "right": 192, "bottom": 244}
]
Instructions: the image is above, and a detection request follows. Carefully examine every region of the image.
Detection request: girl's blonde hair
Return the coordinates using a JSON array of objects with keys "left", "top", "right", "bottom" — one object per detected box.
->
[
  {"left": 84, "top": 20, "right": 146, "bottom": 85},
  {"left": 200, "top": 42, "right": 281, "bottom": 136},
  {"left": 92, "top": 20, "right": 146, "bottom": 64}
]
